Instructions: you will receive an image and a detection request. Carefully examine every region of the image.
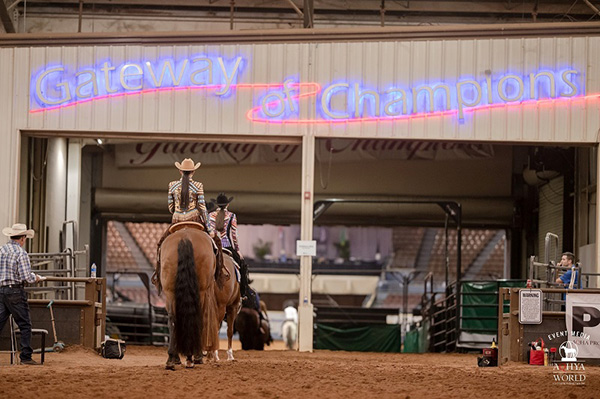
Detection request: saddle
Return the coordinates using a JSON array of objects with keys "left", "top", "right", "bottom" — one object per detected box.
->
[
  {"left": 221, "top": 248, "right": 241, "bottom": 283},
  {"left": 168, "top": 221, "right": 205, "bottom": 234}
]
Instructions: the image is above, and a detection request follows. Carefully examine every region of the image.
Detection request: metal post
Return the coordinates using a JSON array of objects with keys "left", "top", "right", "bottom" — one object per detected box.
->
[
  {"left": 78, "top": 0, "right": 83, "bottom": 33},
  {"left": 230, "top": 0, "right": 235, "bottom": 30},
  {"left": 303, "top": 0, "right": 313, "bottom": 28},
  {"left": 298, "top": 134, "right": 315, "bottom": 352},
  {"left": 444, "top": 213, "right": 449, "bottom": 290}
]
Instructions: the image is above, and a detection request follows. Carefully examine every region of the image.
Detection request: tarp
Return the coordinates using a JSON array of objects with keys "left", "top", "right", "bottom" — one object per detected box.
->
[
  {"left": 418, "top": 319, "right": 430, "bottom": 353},
  {"left": 315, "top": 324, "right": 401, "bottom": 353},
  {"left": 461, "top": 280, "right": 526, "bottom": 333},
  {"left": 403, "top": 329, "right": 419, "bottom": 353}
]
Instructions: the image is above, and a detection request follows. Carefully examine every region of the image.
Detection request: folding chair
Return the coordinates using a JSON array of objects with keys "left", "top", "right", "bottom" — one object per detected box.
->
[{"left": 2, "top": 315, "right": 48, "bottom": 365}]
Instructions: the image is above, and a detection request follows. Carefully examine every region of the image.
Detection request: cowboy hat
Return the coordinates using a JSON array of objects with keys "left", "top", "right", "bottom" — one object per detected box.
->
[
  {"left": 174, "top": 158, "right": 201, "bottom": 171},
  {"left": 2, "top": 223, "right": 35, "bottom": 239},
  {"left": 212, "top": 193, "right": 234, "bottom": 207}
]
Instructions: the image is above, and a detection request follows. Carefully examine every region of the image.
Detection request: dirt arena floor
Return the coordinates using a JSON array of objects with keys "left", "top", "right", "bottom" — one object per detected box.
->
[{"left": 1, "top": 341, "right": 598, "bottom": 399}]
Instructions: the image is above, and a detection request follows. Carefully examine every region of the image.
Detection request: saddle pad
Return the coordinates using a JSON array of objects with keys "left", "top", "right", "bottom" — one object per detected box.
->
[{"left": 168, "top": 221, "right": 205, "bottom": 234}]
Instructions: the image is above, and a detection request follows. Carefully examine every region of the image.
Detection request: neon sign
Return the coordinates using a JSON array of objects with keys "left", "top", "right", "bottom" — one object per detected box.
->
[
  {"left": 31, "top": 55, "right": 245, "bottom": 107},
  {"left": 30, "top": 58, "right": 593, "bottom": 125},
  {"left": 249, "top": 69, "right": 584, "bottom": 123}
]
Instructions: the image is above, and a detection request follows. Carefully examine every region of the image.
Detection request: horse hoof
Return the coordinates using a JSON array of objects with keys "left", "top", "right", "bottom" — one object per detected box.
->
[
  {"left": 185, "top": 360, "right": 194, "bottom": 368},
  {"left": 165, "top": 363, "right": 176, "bottom": 370},
  {"left": 193, "top": 357, "right": 204, "bottom": 365}
]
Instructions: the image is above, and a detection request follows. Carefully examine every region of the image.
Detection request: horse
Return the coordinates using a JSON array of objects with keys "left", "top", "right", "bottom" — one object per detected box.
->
[
  {"left": 281, "top": 319, "right": 297, "bottom": 350},
  {"left": 160, "top": 225, "right": 220, "bottom": 369},
  {"left": 234, "top": 297, "right": 272, "bottom": 350},
  {"left": 212, "top": 251, "right": 242, "bottom": 361}
]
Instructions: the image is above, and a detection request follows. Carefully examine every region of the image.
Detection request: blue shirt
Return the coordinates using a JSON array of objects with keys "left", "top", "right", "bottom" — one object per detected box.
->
[
  {"left": 0, "top": 241, "right": 36, "bottom": 285},
  {"left": 560, "top": 269, "right": 579, "bottom": 288}
]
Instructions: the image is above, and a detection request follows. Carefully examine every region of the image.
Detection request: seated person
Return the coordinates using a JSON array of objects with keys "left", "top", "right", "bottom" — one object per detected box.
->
[{"left": 555, "top": 251, "right": 580, "bottom": 289}]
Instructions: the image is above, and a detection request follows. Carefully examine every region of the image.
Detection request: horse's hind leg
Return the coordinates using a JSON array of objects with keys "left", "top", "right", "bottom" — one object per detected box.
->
[
  {"left": 226, "top": 307, "right": 237, "bottom": 361},
  {"left": 166, "top": 313, "right": 180, "bottom": 370}
]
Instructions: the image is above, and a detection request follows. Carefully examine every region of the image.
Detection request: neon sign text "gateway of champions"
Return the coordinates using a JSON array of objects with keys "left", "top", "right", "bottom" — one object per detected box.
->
[{"left": 30, "top": 56, "right": 586, "bottom": 123}]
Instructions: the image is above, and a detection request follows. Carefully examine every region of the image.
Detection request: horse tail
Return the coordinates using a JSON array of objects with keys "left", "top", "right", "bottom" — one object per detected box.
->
[
  {"left": 239, "top": 259, "right": 249, "bottom": 298},
  {"left": 174, "top": 238, "right": 202, "bottom": 356}
]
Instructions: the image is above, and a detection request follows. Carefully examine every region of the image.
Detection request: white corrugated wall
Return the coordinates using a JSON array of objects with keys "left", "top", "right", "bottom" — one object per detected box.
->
[{"left": 1, "top": 36, "right": 600, "bottom": 226}]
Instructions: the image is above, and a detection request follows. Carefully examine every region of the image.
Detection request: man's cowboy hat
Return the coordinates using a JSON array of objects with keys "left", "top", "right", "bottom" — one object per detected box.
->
[
  {"left": 212, "top": 193, "right": 234, "bottom": 208},
  {"left": 175, "top": 158, "right": 201, "bottom": 171},
  {"left": 2, "top": 223, "right": 35, "bottom": 239}
]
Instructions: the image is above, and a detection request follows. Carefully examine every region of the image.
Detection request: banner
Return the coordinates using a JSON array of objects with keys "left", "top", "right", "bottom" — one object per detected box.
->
[
  {"left": 566, "top": 293, "right": 600, "bottom": 359},
  {"left": 115, "top": 139, "right": 495, "bottom": 167}
]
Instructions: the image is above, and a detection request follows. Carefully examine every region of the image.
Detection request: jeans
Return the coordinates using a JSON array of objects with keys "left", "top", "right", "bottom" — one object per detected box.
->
[{"left": 0, "top": 286, "right": 33, "bottom": 361}]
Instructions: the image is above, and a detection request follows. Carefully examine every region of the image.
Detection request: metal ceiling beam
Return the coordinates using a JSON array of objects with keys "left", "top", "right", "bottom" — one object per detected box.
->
[
  {"left": 0, "top": 0, "right": 16, "bottom": 33},
  {"left": 18, "top": 0, "right": 600, "bottom": 16},
  {"left": 3, "top": 21, "right": 600, "bottom": 47}
]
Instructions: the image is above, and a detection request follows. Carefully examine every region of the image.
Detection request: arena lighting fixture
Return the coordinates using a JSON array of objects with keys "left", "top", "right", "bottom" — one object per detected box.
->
[{"left": 96, "top": 138, "right": 103, "bottom": 145}]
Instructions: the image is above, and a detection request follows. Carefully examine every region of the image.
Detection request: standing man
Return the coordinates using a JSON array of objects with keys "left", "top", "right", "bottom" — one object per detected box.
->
[
  {"left": 0, "top": 223, "right": 44, "bottom": 365},
  {"left": 555, "top": 251, "right": 579, "bottom": 289}
]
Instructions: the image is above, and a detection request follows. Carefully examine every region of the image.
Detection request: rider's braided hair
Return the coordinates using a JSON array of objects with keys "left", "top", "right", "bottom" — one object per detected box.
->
[
  {"left": 180, "top": 171, "right": 191, "bottom": 210},
  {"left": 215, "top": 207, "right": 226, "bottom": 232}
]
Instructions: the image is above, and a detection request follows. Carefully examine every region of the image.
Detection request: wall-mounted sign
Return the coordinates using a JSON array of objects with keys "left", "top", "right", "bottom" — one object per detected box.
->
[
  {"left": 115, "top": 139, "right": 495, "bottom": 167},
  {"left": 30, "top": 55, "right": 591, "bottom": 125},
  {"left": 519, "top": 288, "right": 543, "bottom": 324},
  {"left": 566, "top": 293, "right": 600, "bottom": 359},
  {"left": 296, "top": 240, "right": 317, "bottom": 257}
]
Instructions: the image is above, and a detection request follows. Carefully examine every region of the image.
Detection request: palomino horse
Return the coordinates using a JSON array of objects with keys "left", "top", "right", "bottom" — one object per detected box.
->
[
  {"left": 160, "top": 226, "right": 220, "bottom": 369},
  {"left": 212, "top": 251, "right": 242, "bottom": 361}
]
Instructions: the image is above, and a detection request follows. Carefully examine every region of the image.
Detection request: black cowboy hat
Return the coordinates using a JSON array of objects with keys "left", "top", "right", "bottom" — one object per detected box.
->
[{"left": 211, "top": 193, "right": 234, "bottom": 208}]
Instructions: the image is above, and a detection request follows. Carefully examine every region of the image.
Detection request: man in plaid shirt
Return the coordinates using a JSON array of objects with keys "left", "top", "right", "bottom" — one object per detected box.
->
[{"left": 0, "top": 223, "right": 43, "bottom": 365}]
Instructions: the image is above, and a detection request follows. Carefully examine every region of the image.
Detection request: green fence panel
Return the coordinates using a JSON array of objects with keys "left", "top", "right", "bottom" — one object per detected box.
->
[
  {"left": 315, "top": 323, "right": 401, "bottom": 353},
  {"left": 461, "top": 281, "right": 498, "bottom": 332},
  {"left": 418, "top": 319, "right": 430, "bottom": 353},
  {"left": 403, "top": 329, "right": 419, "bottom": 353},
  {"left": 461, "top": 280, "right": 527, "bottom": 333}
]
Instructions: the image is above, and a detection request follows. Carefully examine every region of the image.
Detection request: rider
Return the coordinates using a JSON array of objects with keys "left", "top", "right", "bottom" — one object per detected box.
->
[
  {"left": 153, "top": 158, "right": 213, "bottom": 292},
  {"left": 208, "top": 193, "right": 249, "bottom": 297},
  {"left": 168, "top": 158, "right": 211, "bottom": 231},
  {"left": 244, "top": 286, "right": 268, "bottom": 336}
]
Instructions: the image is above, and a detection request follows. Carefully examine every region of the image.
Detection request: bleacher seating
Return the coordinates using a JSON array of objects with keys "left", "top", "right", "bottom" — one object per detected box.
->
[
  {"left": 391, "top": 227, "right": 425, "bottom": 268},
  {"left": 427, "top": 229, "right": 496, "bottom": 279},
  {"left": 125, "top": 222, "right": 170, "bottom": 266},
  {"left": 479, "top": 234, "right": 506, "bottom": 280},
  {"left": 106, "top": 221, "right": 138, "bottom": 273}
]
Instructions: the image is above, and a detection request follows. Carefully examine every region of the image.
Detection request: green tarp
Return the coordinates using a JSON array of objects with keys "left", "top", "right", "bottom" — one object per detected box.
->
[
  {"left": 402, "top": 320, "right": 431, "bottom": 353},
  {"left": 461, "top": 280, "right": 526, "bottom": 333},
  {"left": 403, "top": 329, "right": 419, "bottom": 353},
  {"left": 315, "top": 323, "right": 401, "bottom": 353}
]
